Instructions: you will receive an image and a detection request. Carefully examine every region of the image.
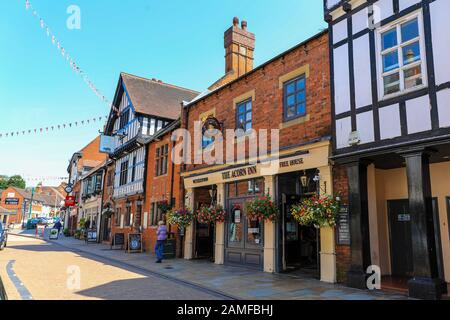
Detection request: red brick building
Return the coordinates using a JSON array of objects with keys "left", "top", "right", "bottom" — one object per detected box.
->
[
  {"left": 139, "top": 121, "right": 184, "bottom": 255},
  {"left": 180, "top": 18, "right": 335, "bottom": 281}
]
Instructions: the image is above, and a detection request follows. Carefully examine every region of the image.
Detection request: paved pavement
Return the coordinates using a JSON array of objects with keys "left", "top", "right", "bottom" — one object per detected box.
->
[{"left": 2, "top": 228, "right": 410, "bottom": 300}]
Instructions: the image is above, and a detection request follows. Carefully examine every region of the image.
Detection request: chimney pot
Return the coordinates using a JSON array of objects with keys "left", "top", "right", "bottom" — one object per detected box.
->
[
  {"left": 241, "top": 21, "right": 247, "bottom": 30},
  {"left": 233, "top": 17, "right": 239, "bottom": 27}
]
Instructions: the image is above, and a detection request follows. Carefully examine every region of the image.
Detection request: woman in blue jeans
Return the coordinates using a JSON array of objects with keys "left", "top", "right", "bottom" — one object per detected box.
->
[{"left": 155, "top": 221, "right": 167, "bottom": 263}]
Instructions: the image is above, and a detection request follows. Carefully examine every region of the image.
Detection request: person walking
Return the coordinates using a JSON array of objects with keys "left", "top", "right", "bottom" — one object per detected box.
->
[
  {"left": 54, "top": 219, "right": 63, "bottom": 235},
  {"left": 155, "top": 221, "right": 167, "bottom": 263}
]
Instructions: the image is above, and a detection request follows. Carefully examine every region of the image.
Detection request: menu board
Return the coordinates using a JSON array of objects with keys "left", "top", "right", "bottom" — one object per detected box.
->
[
  {"left": 337, "top": 205, "right": 350, "bottom": 245},
  {"left": 128, "top": 233, "right": 143, "bottom": 253},
  {"left": 111, "top": 233, "right": 125, "bottom": 250},
  {"left": 86, "top": 229, "right": 97, "bottom": 243}
]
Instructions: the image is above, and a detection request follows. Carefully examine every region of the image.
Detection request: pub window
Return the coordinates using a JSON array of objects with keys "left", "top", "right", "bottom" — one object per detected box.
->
[
  {"left": 236, "top": 99, "right": 252, "bottom": 132},
  {"left": 119, "top": 161, "right": 129, "bottom": 186},
  {"left": 131, "top": 156, "right": 137, "bottom": 182},
  {"left": 124, "top": 206, "right": 131, "bottom": 227},
  {"left": 151, "top": 202, "right": 162, "bottom": 226},
  {"left": 115, "top": 208, "right": 121, "bottom": 226},
  {"left": 378, "top": 14, "right": 426, "bottom": 97},
  {"left": 155, "top": 144, "right": 169, "bottom": 176},
  {"left": 283, "top": 75, "right": 306, "bottom": 121}
]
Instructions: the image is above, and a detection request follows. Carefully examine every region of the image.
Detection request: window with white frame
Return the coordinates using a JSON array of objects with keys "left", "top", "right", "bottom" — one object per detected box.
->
[{"left": 378, "top": 13, "right": 426, "bottom": 98}]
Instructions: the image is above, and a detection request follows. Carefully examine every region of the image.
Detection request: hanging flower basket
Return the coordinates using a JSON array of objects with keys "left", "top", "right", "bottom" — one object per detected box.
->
[
  {"left": 102, "top": 207, "right": 114, "bottom": 218},
  {"left": 291, "top": 195, "right": 340, "bottom": 228},
  {"left": 196, "top": 205, "right": 226, "bottom": 224},
  {"left": 166, "top": 208, "right": 194, "bottom": 229},
  {"left": 245, "top": 195, "right": 278, "bottom": 222},
  {"left": 157, "top": 200, "right": 171, "bottom": 214}
]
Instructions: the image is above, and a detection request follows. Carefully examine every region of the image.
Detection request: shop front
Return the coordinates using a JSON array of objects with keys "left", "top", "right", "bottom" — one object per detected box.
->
[{"left": 182, "top": 140, "right": 337, "bottom": 282}]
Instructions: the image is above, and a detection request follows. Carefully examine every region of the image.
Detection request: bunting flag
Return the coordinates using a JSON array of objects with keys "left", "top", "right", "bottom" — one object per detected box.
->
[
  {"left": 22, "top": 175, "right": 69, "bottom": 182},
  {"left": 0, "top": 116, "right": 107, "bottom": 139},
  {"left": 24, "top": 1, "right": 120, "bottom": 114}
]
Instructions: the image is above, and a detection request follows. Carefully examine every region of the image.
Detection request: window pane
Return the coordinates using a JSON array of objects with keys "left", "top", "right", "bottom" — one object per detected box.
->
[
  {"left": 296, "top": 78, "right": 305, "bottom": 91},
  {"left": 245, "top": 122, "right": 252, "bottom": 131},
  {"left": 382, "top": 28, "right": 398, "bottom": 50},
  {"left": 297, "top": 102, "right": 306, "bottom": 116},
  {"left": 404, "top": 65, "right": 423, "bottom": 89},
  {"left": 246, "top": 101, "right": 252, "bottom": 111},
  {"left": 296, "top": 91, "right": 306, "bottom": 103},
  {"left": 402, "top": 42, "right": 420, "bottom": 65},
  {"left": 287, "top": 95, "right": 295, "bottom": 107},
  {"left": 238, "top": 104, "right": 245, "bottom": 114},
  {"left": 287, "top": 106, "right": 296, "bottom": 118},
  {"left": 238, "top": 114, "right": 245, "bottom": 126},
  {"left": 383, "top": 73, "right": 400, "bottom": 95},
  {"left": 229, "top": 209, "right": 242, "bottom": 243},
  {"left": 401, "top": 18, "right": 419, "bottom": 43},
  {"left": 247, "top": 218, "right": 262, "bottom": 245},
  {"left": 383, "top": 51, "right": 399, "bottom": 73},
  {"left": 246, "top": 112, "right": 252, "bottom": 121},
  {"left": 286, "top": 82, "right": 295, "bottom": 95}
]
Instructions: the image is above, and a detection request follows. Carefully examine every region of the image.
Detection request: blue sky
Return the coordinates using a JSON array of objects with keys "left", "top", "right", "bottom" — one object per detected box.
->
[{"left": 0, "top": 0, "right": 326, "bottom": 187}]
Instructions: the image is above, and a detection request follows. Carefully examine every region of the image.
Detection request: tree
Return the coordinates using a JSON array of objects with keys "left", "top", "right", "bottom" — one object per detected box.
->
[
  {"left": 0, "top": 176, "right": 7, "bottom": 189},
  {"left": 6, "top": 175, "right": 26, "bottom": 189}
]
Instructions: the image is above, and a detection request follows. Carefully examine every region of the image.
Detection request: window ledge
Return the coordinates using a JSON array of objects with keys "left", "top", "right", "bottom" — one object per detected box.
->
[
  {"left": 279, "top": 114, "right": 310, "bottom": 130},
  {"left": 379, "top": 84, "right": 427, "bottom": 101}
]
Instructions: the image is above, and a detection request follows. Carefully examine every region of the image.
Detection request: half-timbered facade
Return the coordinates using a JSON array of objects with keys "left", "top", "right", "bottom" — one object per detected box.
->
[
  {"left": 325, "top": 0, "right": 450, "bottom": 299},
  {"left": 104, "top": 72, "right": 198, "bottom": 241}
]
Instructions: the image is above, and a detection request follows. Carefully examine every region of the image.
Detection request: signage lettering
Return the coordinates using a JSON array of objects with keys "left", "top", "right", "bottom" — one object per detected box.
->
[
  {"left": 279, "top": 157, "right": 304, "bottom": 168},
  {"left": 222, "top": 166, "right": 257, "bottom": 180},
  {"left": 193, "top": 177, "right": 209, "bottom": 184}
]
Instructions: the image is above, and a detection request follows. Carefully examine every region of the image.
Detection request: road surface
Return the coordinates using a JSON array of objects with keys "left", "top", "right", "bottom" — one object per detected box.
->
[{"left": 0, "top": 234, "right": 219, "bottom": 300}]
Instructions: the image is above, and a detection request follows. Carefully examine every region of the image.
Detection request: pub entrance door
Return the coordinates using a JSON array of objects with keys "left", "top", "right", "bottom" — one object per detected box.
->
[
  {"left": 194, "top": 221, "right": 214, "bottom": 260},
  {"left": 278, "top": 171, "right": 320, "bottom": 277},
  {"left": 225, "top": 197, "right": 264, "bottom": 269}
]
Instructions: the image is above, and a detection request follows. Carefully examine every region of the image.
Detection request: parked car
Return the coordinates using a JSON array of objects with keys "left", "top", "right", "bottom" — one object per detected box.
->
[
  {"left": 0, "top": 222, "right": 7, "bottom": 250},
  {"left": 27, "top": 218, "right": 46, "bottom": 229}
]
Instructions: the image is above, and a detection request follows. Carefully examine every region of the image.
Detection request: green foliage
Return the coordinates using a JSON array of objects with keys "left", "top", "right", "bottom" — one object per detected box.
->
[
  {"left": 166, "top": 208, "right": 194, "bottom": 229},
  {"left": 0, "top": 175, "right": 26, "bottom": 189},
  {"left": 291, "top": 195, "right": 340, "bottom": 228},
  {"left": 79, "top": 218, "right": 86, "bottom": 230},
  {"left": 245, "top": 195, "right": 278, "bottom": 222},
  {"left": 0, "top": 176, "right": 7, "bottom": 189}
]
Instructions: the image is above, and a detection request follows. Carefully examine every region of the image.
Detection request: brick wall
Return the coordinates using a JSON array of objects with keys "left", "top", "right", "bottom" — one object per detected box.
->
[
  {"left": 142, "top": 129, "right": 182, "bottom": 255},
  {"left": 182, "top": 32, "right": 330, "bottom": 171},
  {"left": 333, "top": 164, "right": 350, "bottom": 282}
]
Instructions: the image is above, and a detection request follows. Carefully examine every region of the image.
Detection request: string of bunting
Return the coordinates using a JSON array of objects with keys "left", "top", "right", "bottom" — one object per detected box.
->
[
  {"left": 23, "top": 176, "right": 69, "bottom": 182},
  {"left": 24, "top": 0, "right": 119, "bottom": 114},
  {"left": 0, "top": 115, "right": 107, "bottom": 139}
]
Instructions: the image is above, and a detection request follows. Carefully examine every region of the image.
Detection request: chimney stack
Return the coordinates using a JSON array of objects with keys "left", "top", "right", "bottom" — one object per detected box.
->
[{"left": 224, "top": 17, "right": 255, "bottom": 77}]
